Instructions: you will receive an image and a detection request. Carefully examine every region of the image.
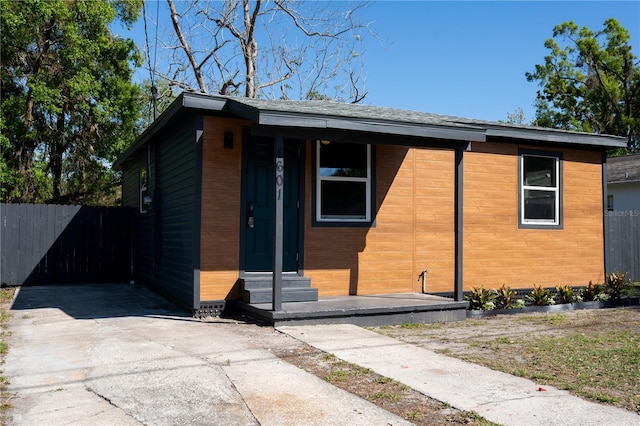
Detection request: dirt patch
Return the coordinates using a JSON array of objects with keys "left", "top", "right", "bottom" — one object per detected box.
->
[
  {"left": 229, "top": 308, "right": 640, "bottom": 421},
  {"left": 273, "top": 344, "right": 489, "bottom": 425},
  {"left": 375, "top": 307, "right": 640, "bottom": 413},
  {"left": 0, "top": 288, "right": 16, "bottom": 424},
  {"left": 223, "top": 317, "right": 493, "bottom": 425}
]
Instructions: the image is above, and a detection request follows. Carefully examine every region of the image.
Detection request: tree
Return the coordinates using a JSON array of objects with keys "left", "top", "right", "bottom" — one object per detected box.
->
[
  {"left": 137, "top": 79, "right": 178, "bottom": 131},
  {"left": 1, "top": 0, "right": 143, "bottom": 204},
  {"left": 158, "top": 0, "right": 374, "bottom": 102},
  {"left": 526, "top": 19, "right": 640, "bottom": 153},
  {"left": 505, "top": 107, "right": 527, "bottom": 125}
]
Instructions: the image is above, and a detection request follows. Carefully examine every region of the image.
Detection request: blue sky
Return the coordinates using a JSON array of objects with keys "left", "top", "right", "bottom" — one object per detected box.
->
[
  {"left": 359, "top": 1, "right": 640, "bottom": 122},
  {"left": 116, "top": 1, "right": 639, "bottom": 123}
]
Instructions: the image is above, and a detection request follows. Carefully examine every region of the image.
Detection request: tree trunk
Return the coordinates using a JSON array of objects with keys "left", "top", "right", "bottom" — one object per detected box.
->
[
  {"left": 243, "top": 0, "right": 260, "bottom": 98},
  {"left": 167, "top": 0, "right": 207, "bottom": 93},
  {"left": 51, "top": 112, "right": 66, "bottom": 203}
]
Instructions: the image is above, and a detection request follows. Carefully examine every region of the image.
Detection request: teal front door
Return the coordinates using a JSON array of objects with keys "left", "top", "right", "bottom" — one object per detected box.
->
[{"left": 245, "top": 136, "right": 300, "bottom": 272}]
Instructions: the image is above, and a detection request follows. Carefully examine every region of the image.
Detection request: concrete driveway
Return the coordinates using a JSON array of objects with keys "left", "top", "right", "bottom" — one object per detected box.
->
[{"left": 4, "top": 284, "right": 409, "bottom": 426}]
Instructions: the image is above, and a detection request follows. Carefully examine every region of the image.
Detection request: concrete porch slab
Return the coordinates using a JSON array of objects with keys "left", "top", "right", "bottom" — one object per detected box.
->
[{"left": 229, "top": 293, "right": 469, "bottom": 326}]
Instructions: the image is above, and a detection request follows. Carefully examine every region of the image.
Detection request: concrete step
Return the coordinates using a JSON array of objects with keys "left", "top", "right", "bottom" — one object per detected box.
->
[
  {"left": 241, "top": 287, "right": 319, "bottom": 304},
  {"left": 241, "top": 276, "right": 311, "bottom": 290}
]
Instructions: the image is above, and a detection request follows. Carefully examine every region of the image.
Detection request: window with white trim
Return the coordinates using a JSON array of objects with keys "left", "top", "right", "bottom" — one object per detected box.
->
[
  {"left": 316, "top": 141, "right": 371, "bottom": 222},
  {"left": 519, "top": 150, "right": 562, "bottom": 228}
]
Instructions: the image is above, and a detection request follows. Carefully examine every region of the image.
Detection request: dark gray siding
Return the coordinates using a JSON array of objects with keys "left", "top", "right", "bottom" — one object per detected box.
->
[
  {"left": 122, "top": 113, "right": 200, "bottom": 310},
  {"left": 122, "top": 150, "right": 154, "bottom": 286},
  {"left": 606, "top": 213, "right": 640, "bottom": 281},
  {"left": 155, "top": 118, "right": 198, "bottom": 309}
]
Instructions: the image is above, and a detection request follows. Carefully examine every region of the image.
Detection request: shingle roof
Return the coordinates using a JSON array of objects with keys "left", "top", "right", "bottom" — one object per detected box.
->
[
  {"left": 232, "top": 96, "right": 478, "bottom": 128},
  {"left": 227, "top": 95, "right": 626, "bottom": 144},
  {"left": 607, "top": 154, "right": 640, "bottom": 183},
  {"left": 114, "top": 93, "right": 627, "bottom": 169}
]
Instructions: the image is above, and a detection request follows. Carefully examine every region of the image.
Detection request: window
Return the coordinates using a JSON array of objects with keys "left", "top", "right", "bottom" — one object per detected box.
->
[
  {"left": 139, "top": 168, "right": 148, "bottom": 214},
  {"left": 607, "top": 194, "right": 614, "bottom": 211},
  {"left": 315, "top": 141, "right": 371, "bottom": 223},
  {"left": 519, "top": 149, "right": 562, "bottom": 228}
]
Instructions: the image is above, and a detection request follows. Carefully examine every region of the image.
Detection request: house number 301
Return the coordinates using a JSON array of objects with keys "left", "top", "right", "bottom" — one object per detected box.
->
[{"left": 276, "top": 160, "right": 284, "bottom": 200}]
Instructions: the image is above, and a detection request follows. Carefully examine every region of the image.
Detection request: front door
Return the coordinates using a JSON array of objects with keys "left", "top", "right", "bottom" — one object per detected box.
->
[{"left": 244, "top": 136, "right": 300, "bottom": 272}]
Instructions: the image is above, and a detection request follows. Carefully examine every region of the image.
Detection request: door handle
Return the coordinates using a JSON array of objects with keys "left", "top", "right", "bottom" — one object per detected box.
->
[{"left": 247, "top": 202, "right": 255, "bottom": 228}]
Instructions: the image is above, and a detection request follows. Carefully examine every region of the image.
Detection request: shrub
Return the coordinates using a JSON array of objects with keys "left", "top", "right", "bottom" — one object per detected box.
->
[
  {"left": 465, "top": 287, "right": 497, "bottom": 310},
  {"left": 581, "top": 281, "right": 608, "bottom": 302},
  {"left": 526, "top": 285, "right": 555, "bottom": 306},
  {"left": 555, "top": 285, "right": 581, "bottom": 304},
  {"left": 605, "top": 271, "right": 627, "bottom": 300},
  {"left": 495, "top": 285, "right": 524, "bottom": 309}
]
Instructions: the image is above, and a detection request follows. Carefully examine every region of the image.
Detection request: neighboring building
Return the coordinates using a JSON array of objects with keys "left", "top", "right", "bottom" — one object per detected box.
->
[
  {"left": 606, "top": 153, "right": 640, "bottom": 211},
  {"left": 114, "top": 93, "right": 625, "bottom": 316}
]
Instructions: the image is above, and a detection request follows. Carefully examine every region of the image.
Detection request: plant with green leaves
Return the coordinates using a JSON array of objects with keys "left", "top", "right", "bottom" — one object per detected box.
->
[
  {"left": 580, "top": 281, "right": 608, "bottom": 302},
  {"left": 555, "top": 285, "right": 581, "bottom": 304},
  {"left": 605, "top": 271, "right": 628, "bottom": 300},
  {"left": 465, "top": 287, "right": 497, "bottom": 311},
  {"left": 494, "top": 285, "right": 524, "bottom": 309},
  {"left": 526, "top": 285, "right": 555, "bottom": 306},
  {"left": 1, "top": 0, "right": 143, "bottom": 205},
  {"left": 526, "top": 19, "right": 640, "bottom": 153}
]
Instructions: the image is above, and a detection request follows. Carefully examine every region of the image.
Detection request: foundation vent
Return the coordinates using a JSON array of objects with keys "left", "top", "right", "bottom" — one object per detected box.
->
[{"left": 194, "top": 302, "right": 226, "bottom": 319}]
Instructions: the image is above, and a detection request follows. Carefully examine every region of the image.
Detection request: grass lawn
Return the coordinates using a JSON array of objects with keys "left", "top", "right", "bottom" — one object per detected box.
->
[{"left": 376, "top": 306, "right": 640, "bottom": 414}]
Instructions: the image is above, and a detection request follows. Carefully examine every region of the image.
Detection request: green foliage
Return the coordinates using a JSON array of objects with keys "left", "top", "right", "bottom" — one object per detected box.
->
[
  {"left": 505, "top": 107, "right": 528, "bottom": 125},
  {"left": 136, "top": 79, "right": 177, "bottom": 131},
  {"left": 526, "top": 285, "right": 555, "bottom": 306},
  {"left": 605, "top": 271, "right": 628, "bottom": 300},
  {"left": 555, "top": 285, "right": 581, "bottom": 304},
  {"left": 0, "top": 0, "right": 143, "bottom": 205},
  {"left": 581, "top": 281, "right": 608, "bottom": 302},
  {"left": 465, "top": 287, "right": 497, "bottom": 310},
  {"left": 526, "top": 19, "right": 640, "bottom": 152},
  {"left": 494, "top": 285, "right": 524, "bottom": 309},
  {"left": 621, "top": 281, "right": 640, "bottom": 298}
]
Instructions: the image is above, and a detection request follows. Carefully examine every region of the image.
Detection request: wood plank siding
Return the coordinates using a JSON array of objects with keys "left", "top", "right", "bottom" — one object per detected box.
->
[
  {"left": 197, "top": 123, "right": 605, "bottom": 301},
  {"left": 303, "top": 144, "right": 456, "bottom": 296},
  {"left": 199, "top": 117, "right": 248, "bottom": 301},
  {"left": 463, "top": 142, "right": 605, "bottom": 288}
]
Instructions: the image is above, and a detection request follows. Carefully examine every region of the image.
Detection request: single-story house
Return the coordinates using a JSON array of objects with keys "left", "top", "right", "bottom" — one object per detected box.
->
[
  {"left": 114, "top": 93, "right": 626, "bottom": 318},
  {"left": 606, "top": 153, "right": 640, "bottom": 211}
]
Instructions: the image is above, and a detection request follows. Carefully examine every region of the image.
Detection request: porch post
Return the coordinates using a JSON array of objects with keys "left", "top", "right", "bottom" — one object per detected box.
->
[
  {"left": 454, "top": 146, "right": 464, "bottom": 302},
  {"left": 272, "top": 135, "right": 284, "bottom": 311}
]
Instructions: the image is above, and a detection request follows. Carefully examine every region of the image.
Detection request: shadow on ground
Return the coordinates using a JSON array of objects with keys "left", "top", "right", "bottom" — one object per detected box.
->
[{"left": 10, "top": 283, "right": 193, "bottom": 320}]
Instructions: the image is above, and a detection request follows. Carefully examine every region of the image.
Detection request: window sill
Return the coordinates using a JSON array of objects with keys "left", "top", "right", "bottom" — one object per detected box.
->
[{"left": 518, "top": 222, "right": 563, "bottom": 230}]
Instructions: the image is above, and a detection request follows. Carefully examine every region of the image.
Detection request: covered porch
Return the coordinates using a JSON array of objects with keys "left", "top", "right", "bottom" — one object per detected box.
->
[{"left": 228, "top": 293, "right": 468, "bottom": 326}]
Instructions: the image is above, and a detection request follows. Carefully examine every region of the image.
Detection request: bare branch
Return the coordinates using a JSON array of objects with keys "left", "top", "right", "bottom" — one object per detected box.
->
[
  {"left": 156, "top": 0, "right": 374, "bottom": 102},
  {"left": 167, "top": 0, "right": 207, "bottom": 93}
]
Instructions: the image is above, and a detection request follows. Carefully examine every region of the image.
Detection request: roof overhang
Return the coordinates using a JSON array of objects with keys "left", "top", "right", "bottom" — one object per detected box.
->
[
  {"left": 114, "top": 92, "right": 628, "bottom": 169},
  {"left": 486, "top": 127, "right": 626, "bottom": 149},
  {"left": 224, "top": 98, "right": 487, "bottom": 143},
  {"left": 114, "top": 93, "right": 227, "bottom": 169}
]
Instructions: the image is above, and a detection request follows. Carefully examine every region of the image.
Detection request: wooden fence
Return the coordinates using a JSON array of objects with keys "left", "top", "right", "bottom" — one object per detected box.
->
[
  {"left": 606, "top": 211, "right": 640, "bottom": 282},
  {"left": 1, "top": 204, "right": 131, "bottom": 286},
  {"left": 1, "top": 204, "right": 637, "bottom": 286}
]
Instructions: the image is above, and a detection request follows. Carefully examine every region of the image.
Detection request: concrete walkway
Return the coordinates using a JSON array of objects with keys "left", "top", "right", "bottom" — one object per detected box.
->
[
  {"left": 4, "top": 285, "right": 408, "bottom": 426},
  {"left": 279, "top": 324, "right": 640, "bottom": 426},
  {"left": 4, "top": 284, "right": 639, "bottom": 426}
]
